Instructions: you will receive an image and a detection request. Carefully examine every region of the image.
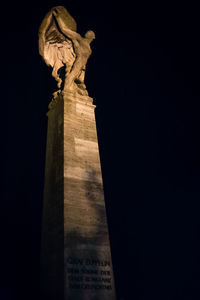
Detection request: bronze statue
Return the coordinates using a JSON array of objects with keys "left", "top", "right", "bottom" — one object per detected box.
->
[{"left": 38, "top": 6, "right": 95, "bottom": 96}]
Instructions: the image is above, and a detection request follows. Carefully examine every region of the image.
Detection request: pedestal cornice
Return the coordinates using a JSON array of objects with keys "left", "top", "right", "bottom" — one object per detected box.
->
[{"left": 48, "top": 90, "right": 95, "bottom": 114}]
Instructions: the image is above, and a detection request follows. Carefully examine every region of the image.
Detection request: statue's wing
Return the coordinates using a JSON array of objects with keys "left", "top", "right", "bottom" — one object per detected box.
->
[{"left": 38, "top": 10, "right": 76, "bottom": 70}]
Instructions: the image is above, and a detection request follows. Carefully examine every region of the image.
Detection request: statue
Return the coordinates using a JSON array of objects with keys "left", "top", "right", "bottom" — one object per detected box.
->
[{"left": 38, "top": 6, "right": 95, "bottom": 96}]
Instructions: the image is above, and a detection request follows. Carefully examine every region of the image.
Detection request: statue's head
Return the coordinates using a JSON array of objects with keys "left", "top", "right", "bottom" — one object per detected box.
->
[{"left": 85, "top": 30, "right": 95, "bottom": 42}]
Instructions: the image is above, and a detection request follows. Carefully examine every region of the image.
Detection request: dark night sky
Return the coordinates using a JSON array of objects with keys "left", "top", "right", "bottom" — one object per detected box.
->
[{"left": 1, "top": 0, "right": 200, "bottom": 299}]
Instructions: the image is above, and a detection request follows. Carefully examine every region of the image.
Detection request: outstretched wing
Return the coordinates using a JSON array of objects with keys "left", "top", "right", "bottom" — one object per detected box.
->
[{"left": 38, "top": 9, "right": 76, "bottom": 71}]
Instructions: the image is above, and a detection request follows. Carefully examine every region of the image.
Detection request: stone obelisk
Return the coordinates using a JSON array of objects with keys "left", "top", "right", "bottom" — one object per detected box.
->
[{"left": 39, "top": 6, "right": 116, "bottom": 300}]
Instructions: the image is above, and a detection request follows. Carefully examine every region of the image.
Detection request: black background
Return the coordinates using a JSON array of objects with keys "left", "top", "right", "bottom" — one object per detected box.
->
[{"left": 1, "top": 0, "right": 200, "bottom": 299}]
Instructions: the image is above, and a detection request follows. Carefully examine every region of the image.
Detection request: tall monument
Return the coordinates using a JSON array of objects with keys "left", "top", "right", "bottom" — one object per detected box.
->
[{"left": 38, "top": 6, "right": 116, "bottom": 300}]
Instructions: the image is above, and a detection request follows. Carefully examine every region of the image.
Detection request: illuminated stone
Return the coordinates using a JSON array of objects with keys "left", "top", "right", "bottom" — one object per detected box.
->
[
  {"left": 38, "top": 6, "right": 95, "bottom": 96},
  {"left": 39, "top": 6, "right": 116, "bottom": 300}
]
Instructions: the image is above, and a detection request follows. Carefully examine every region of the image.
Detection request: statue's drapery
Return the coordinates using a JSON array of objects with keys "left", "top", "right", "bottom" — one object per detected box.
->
[{"left": 38, "top": 6, "right": 95, "bottom": 95}]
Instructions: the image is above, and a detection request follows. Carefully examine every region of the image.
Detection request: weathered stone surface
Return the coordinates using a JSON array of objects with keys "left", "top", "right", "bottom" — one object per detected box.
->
[
  {"left": 38, "top": 6, "right": 95, "bottom": 96},
  {"left": 40, "top": 96, "right": 64, "bottom": 300},
  {"left": 41, "top": 91, "right": 116, "bottom": 300}
]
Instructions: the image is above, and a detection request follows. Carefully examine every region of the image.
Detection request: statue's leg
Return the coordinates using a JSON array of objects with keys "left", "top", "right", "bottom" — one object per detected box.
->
[
  {"left": 64, "top": 59, "right": 83, "bottom": 91},
  {"left": 77, "top": 70, "right": 87, "bottom": 90},
  {"left": 78, "top": 68, "right": 86, "bottom": 84},
  {"left": 65, "top": 64, "right": 71, "bottom": 79}
]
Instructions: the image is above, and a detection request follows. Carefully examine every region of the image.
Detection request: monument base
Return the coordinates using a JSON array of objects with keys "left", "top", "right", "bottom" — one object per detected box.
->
[{"left": 41, "top": 91, "right": 116, "bottom": 300}]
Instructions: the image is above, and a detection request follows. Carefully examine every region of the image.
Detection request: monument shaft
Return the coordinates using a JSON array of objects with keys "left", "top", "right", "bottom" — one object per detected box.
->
[{"left": 41, "top": 91, "right": 116, "bottom": 300}]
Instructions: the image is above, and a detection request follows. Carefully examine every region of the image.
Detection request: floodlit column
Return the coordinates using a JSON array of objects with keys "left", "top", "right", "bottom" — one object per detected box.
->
[
  {"left": 41, "top": 91, "right": 116, "bottom": 300},
  {"left": 39, "top": 6, "right": 116, "bottom": 299}
]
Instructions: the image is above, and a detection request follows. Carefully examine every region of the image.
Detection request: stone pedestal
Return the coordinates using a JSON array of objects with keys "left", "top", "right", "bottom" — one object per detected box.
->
[{"left": 40, "top": 91, "right": 116, "bottom": 300}]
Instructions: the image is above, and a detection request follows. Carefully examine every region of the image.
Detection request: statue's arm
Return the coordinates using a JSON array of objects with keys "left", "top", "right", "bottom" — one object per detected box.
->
[
  {"left": 39, "top": 11, "right": 52, "bottom": 36},
  {"left": 38, "top": 11, "right": 52, "bottom": 56},
  {"left": 52, "top": 10, "right": 81, "bottom": 42}
]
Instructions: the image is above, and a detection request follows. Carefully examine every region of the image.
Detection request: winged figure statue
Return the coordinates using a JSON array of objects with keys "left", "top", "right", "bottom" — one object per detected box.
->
[{"left": 38, "top": 6, "right": 95, "bottom": 96}]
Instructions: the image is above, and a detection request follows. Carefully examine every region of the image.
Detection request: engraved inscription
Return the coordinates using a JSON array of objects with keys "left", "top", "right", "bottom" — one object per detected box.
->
[{"left": 66, "top": 257, "right": 113, "bottom": 291}]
